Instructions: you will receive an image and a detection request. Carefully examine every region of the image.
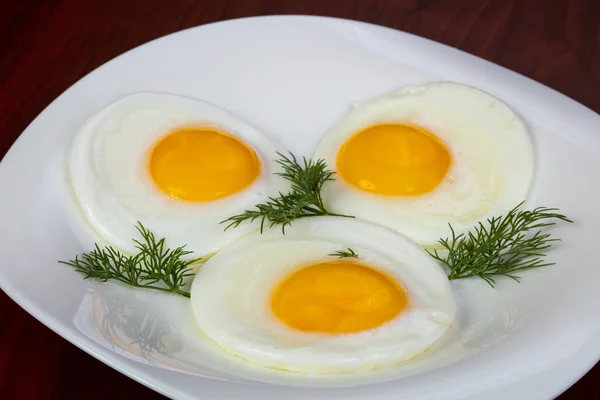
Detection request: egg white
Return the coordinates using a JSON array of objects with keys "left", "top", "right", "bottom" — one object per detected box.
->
[
  {"left": 190, "top": 216, "right": 455, "bottom": 374},
  {"left": 313, "top": 82, "right": 534, "bottom": 247},
  {"left": 68, "top": 92, "right": 287, "bottom": 257}
]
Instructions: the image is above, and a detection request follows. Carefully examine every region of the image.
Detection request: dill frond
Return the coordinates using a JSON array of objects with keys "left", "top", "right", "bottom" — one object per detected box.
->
[
  {"left": 221, "top": 152, "right": 353, "bottom": 233},
  {"left": 328, "top": 248, "right": 360, "bottom": 259},
  {"left": 427, "top": 203, "right": 572, "bottom": 287},
  {"left": 60, "top": 223, "right": 198, "bottom": 297}
]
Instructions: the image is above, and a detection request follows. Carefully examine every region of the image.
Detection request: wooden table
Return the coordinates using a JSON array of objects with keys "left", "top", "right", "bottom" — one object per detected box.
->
[{"left": 1, "top": 0, "right": 599, "bottom": 398}]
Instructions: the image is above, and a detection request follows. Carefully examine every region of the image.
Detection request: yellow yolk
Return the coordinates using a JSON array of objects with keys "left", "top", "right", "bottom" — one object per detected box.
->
[
  {"left": 149, "top": 127, "right": 260, "bottom": 202},
  {"left": 271, "top": 261, "right": 408, "bottom": 334},
  {"left": 337, "top": 124, "right": 451, "bottom": 196}
]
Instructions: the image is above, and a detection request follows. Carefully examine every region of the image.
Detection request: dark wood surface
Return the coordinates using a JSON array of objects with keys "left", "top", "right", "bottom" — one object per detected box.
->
[{"left": 1, "top": 0, "right": 599, "bottom": 398}]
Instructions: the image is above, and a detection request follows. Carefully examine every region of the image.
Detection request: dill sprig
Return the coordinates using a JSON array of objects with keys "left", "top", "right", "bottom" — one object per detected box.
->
[
  {"left": 60, "top": 223, "right": 198, "bottom": 297},
  {"left": 329, "top": 248, "right": 360, "bottom": 259},
  {"left": 221, "top": 152, "right": 353, "bottom": 233},
  {"left": 427, "top": 203, "right": 572, "bottom": 287}
]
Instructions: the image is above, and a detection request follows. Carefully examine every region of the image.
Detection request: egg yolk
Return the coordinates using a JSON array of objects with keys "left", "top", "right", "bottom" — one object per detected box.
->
[
  {"left": 149, "top": 127, "right": 260, "bottom": 202},
  {"left": 271, "top": 261, "right": 408, "bottom": 334},
  {"left": 337, "top": 124, "right": 451, "bottom": 196}
]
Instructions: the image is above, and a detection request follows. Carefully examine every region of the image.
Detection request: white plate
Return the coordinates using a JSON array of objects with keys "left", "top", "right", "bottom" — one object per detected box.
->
[{"left": 1, "top": 15, "right": 599, "bottom": 400}]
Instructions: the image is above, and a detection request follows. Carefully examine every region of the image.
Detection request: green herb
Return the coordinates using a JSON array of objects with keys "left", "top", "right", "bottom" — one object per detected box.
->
[
  {"left": 427, "top": 203, "right": 572, "bottom": 287},
  {"left": 329, "top": 248, "right": 360, "bottom": 259},
  {"left": 60, "top": 223, "right": 198, "bottom": 297},
  {"left": 221, "top": 152, "right": 353, "bottom": 233}
]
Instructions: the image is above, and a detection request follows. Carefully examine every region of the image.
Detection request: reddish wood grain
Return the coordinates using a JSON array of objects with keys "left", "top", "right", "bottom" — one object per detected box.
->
[{"left": 1, "top": 0, "right": 599, "bottom": 398}]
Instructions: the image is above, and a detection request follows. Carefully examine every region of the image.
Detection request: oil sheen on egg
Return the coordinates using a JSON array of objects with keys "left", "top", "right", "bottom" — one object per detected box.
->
[
  {"left": 190, "top": 217, "right": 455, "bottom": 374},
  {"left": 313, "top": 82, "right": 534, "bottom": 247},
  {"left": 68, "top": 93, "right": 287, "bottom": 256}
]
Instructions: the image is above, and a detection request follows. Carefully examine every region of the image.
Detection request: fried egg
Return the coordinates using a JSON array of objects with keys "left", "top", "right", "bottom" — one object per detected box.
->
[
  {"left": 313, "top": 82, "right": 534, "bottom": 247},
  {"left": 191, "top": 217, "right": 455, "bottom": 374},
  {"left": 68, "top": 93, "right": 287, "bottom": 256}
]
